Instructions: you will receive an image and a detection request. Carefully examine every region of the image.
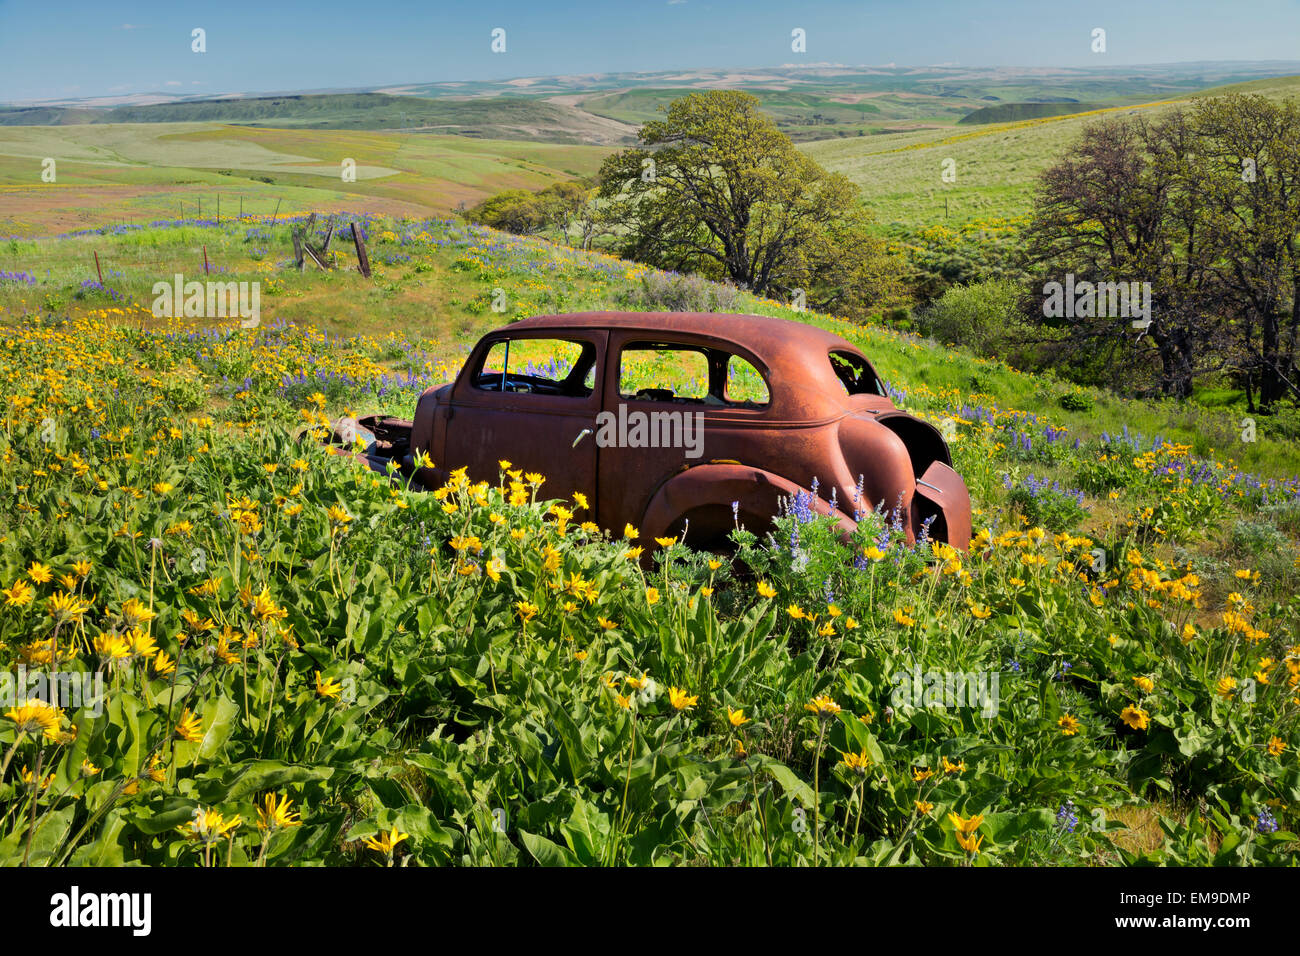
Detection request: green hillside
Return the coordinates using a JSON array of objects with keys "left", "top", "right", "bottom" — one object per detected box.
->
[
  {"left": 957, "top": 102, "right": 1102, "bottom": 124},
  {"left": 0, "top": 93, "right": 636, "bottom": 145},
  {"left": 805, "top": 75, "right": 1300, "bottom": 227}
]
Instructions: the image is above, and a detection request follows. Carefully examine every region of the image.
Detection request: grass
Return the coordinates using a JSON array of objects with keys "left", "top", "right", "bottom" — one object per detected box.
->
[
  {"left": 805, "top": 76, "right": 1300, "bottom": 228},
  {"left": 1, "top": 215, "right": 1297, "bottom": 865}
]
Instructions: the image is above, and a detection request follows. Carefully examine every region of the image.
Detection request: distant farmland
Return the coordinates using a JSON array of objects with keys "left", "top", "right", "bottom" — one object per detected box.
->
[{"left": 0, "top": 122, "right": 610, "bottom": 236}]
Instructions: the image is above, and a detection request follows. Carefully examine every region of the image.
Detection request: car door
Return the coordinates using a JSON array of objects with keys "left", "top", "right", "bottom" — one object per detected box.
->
[{"left": 443, "top": 330, "right": 606, "bottom": 514}]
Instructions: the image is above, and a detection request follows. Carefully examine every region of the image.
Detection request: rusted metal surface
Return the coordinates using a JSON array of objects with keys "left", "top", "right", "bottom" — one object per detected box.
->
[{"left": 340, "top": 311, "right": 972, "bottom": 552}]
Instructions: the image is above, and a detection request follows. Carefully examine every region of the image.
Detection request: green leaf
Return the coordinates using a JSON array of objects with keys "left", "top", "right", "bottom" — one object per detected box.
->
[{"left": 519, "top": 829, "right": 582, "bottom": 867}]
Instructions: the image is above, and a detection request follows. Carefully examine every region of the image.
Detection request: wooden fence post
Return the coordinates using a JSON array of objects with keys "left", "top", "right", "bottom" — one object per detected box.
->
[{"left": 351, "top": 222, "right": 371, "bottom": 278}]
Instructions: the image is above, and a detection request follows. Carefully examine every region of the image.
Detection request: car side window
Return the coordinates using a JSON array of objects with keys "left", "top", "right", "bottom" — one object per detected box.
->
[
  {"left": 619, "top": 342, "right": 770, "bottom": 407},
  {"left": 619, "top": 345, "right": 710, "bottom": 402},
  {"left": 725, "top": 355, "right": 771, "bottom": 406},
  {"left": 473, "top": 338, "right": 597, "bottom": 397},
  {"left": 829, "top": 350, "right": 885, "bottom": 397}
]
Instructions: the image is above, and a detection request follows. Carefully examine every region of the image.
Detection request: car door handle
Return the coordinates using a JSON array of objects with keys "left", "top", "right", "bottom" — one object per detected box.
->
[{"left": 572, "top": 427, "right": 593, "bottom": 448}]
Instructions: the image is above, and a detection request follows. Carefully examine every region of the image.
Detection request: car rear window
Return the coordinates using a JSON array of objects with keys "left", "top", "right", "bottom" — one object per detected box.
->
[{"left": 829, "top": 350, "right": 885, "bottom": 397}]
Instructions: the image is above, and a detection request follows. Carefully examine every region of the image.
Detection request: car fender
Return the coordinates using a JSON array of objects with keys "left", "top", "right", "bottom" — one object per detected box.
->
[{"left": 638, "top": 462, "right": 857, "bottom": 550}]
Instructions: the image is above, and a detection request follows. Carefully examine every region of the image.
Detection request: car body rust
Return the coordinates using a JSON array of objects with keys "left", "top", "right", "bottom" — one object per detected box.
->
[{"left": 328, "top": 311, "right": 972, "bottom": 554}]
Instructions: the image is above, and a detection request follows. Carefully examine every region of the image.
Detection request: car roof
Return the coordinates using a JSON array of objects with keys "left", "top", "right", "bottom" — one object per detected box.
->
[
  {"left": 500, "top": 311, "right": 882, "bottom": 420},
  {"left": 506, "top": 311, "right": 858, "bottom": 367}
]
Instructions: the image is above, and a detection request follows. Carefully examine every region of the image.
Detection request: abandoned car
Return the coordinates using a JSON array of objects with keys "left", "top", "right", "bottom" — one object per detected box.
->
[{"left": 328, "top": 311, "right": 972, "bottom": 553}]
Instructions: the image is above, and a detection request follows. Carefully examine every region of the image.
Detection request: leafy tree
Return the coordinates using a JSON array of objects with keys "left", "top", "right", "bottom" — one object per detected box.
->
[
  {"left": 1024, "top": 114, "right": 1226, "bottom": 398},
  {"left": 1190, "top": 94, "right": 1300, "bottom": 412},
  {"left": 465, "top": 189, "right": 547, "bottom": 235},
  {"left": 597, "top": 91, "right": 902, "bottom": 315}
]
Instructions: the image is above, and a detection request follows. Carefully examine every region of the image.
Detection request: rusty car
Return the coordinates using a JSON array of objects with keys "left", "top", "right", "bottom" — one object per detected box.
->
[{"left": 326, "top": 311, "right": 972, "bottom": 553}]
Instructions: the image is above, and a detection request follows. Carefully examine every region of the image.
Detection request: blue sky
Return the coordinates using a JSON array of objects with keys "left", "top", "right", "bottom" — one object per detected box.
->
[{"left": 2, "top": 0, "right": 1299, "bottom": 102}]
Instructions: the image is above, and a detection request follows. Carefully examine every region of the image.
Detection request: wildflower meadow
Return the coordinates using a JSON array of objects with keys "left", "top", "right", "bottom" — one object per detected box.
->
[{"left": 0, "top": 214, "right": 1297, "bottom": 867}]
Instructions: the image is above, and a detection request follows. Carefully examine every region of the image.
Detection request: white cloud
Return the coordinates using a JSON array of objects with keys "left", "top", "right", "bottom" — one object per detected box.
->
[{"left": 164, "top": 80, "right": 182, "bottom": 87}]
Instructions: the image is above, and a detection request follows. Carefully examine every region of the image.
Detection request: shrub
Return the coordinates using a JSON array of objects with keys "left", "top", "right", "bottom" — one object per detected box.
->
[
  {"left": 917, "top": 278, "right": 1028, "bottom": 356},
  {"left": 616, "top": 272, "right": 741, "bottom": 313}
]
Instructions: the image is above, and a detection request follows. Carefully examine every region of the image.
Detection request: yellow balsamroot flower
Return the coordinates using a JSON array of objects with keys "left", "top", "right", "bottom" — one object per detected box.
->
[
  {"left": 327, "top": 505, "right": 353, "bottom": 526},
  {"left": 787, "top": 604, "right": 806, "bottom": 620},
  {"left": 46, "top": 590, "right": 91, "bottom": 622},
  {"left": 180, "top": 808, "right": 242, "bottom": 844},
  {"left": 363, "top": 827, "right": 409, "bottom": 857},
  {"left": 26, "top": 561, "right": 52, "bottom": 584},
  {"left": 912, "top": 767, "right": 934, "bottom": 782},
  {"left": 126, "top": 627, "right": 158, "bottom": 658},
  {"left": 840, "top": 749, "right": 871, "bottom": 776},
  {"left": 915, "top": 800, "right": 935, "bottom": 814},
  {"left": 863, "top": 546, "right": 885, "bottom": 562},
  {"left": 94, "top": 633, "right": 131, "bottom": 660},
  {"left": 727, "top": 707, "right": 749, "bottom": 727},
  {"left": 893, "top": 607, "right": 916, "bottom": 627},
  {"left": 121, "top": 597, "right": 156, "bottom": 626},
  {"left": 597, "top": 616, "right": 617, "bottom": 630},
  {"left": 614, "top": 693, "right": 633, "bottom": 710},
  {"left": 250, "top": 587, "right": 287, "bottom": 621},
  {"left": 174, "top": 708, "right": 204, "bottom": 742},
  {"left": 572, "top": 492, "right": 589, "bottom": 511},
  {"left": 515, "top": 601, "right": 538, "bottom": 622},
  {"left": 1058, "top": 714, "right": 1080, "bottom": 736},
  {"left": 1120, "top": 705, "right": 1150, "bottom": 731},
  {"left": 315, "top": 671, "right": 343, "bottom": 700},
  {"left": 948, "top": 812, "right": 985, "bottom": 855},
  {"left": 153, "top": 650, "right": 177, "bottom": 678},
  {"left": 667, "top": 686, "right": 698, "bottom": 711},
  {"left": 941, "top": 756, "right": 965, "bottom": 774},
  {"left": 1216, "top": 676, "right": 1237, "bottom": 699},
  {"left": 818, "top": 621, "right": 835, "bottom": 637},
  {"left": 645, "top": 587, "right": 660, "bottom": 605},
  {"left": 805, "top": 695, "right": 841, "bottom": 719},
  {"left": 5, "top": 699, "right": 62, "bottom": 740},
  {"left": 626, "top": 673, "right": 650, "bottom": 691},
  {"left": 573, "top": 650, "right": 588, "bottom": 662},
  {"left": 257, "top": 793, "right": 301, "bottom": 831},
  {"left": 655, "top": 536, "right": 677, "bottom": 547},
  {"left": 623, "top": 524, "right": 639, "bottom": 539},
  {"left": 71, "top": 560, "right": 92, "bottom": 578},
  {"left": 968, "top": 602, "right": 992, "bottom": 620},
  {"left": 1133, "top": 676, "right": 1155, "bottom": 694},
  {"left": 153, "top": 481, "right": 173, "bottom": 495},
  {"left": 1268, "top": 736, "right": 1287, "bottom": 757},
  {"left": 3, "top": 579, "right": 34, "bottom": 607},
  {"left": 757, "top": 581, "right": 776, "bottom": 599}
]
